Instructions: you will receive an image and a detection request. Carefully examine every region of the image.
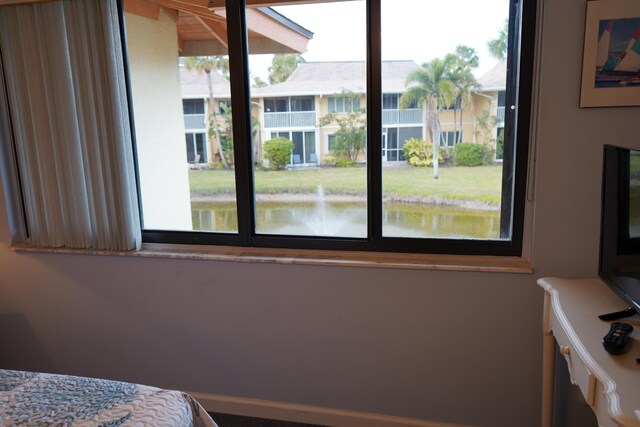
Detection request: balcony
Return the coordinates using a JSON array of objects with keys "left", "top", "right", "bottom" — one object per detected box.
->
[
  {"left": 184, "top": 113, "right": 206, "bottom": 130},
  {"left": 382, "top": 108, "right": 422, "bottom": 126},
  {"left": 264, "top": 111, "right": 316, "bottom": 128}
]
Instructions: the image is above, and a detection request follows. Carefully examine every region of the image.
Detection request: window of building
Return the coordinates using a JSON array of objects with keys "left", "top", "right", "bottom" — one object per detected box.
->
[
  {"left": 185, "top": 132, "right": 207, "bottom": 163},
  {"left": 440, "top": 131, "right": 462, "bottom": 147},
  {"left": 183, "top": 99, "right": 205, "bottom": 115},
  {"left": 382, "top": 93, "right": 398, "bottom": 110},
  {"left": 328, "top": 95, "right": 361, "bottom": 113},
  {"left": 443, "top": 97, "right": 463, "bottom": 110}
]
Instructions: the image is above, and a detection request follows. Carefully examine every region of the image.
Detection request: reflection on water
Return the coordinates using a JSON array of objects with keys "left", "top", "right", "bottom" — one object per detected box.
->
[{"left": 191, "top": 200, "right": 500, "bottom": 239}]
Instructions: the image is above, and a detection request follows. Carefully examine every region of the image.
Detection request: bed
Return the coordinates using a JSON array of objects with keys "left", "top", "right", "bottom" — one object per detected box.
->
[{"left": 0, "top": 369, "right": 218, "bottom": 426}]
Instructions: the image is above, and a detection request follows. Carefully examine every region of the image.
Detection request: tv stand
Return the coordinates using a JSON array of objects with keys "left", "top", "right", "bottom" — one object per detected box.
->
[
  {"left": 598, "top": 307, "right": 637, "bottom": 321},
  {"left": 538, "top": 277, "right": 640, "bottom": 427}
]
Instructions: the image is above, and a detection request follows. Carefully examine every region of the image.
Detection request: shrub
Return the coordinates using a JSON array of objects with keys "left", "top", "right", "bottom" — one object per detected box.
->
[
  {"left": 453, "top": 142, "right": 494, "bottom": 166},
  {"left": 263, "top": 137, "right": 293, "bottom": 170},
  {"left": 335, "top": 158, "right": 356, "bottom": 167},
  {"left": 402, "top": 138, "right": 445, "bottom": 167}
]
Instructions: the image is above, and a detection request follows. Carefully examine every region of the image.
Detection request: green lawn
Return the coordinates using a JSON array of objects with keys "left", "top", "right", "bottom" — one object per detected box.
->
[{"left": 189, "top": 164, "right": 503, "bottom": 204}]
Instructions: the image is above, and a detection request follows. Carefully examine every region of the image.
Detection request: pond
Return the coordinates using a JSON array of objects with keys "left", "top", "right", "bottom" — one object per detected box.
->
[{"left": 191, "top": 198, "right": 501, "bottom": 240}]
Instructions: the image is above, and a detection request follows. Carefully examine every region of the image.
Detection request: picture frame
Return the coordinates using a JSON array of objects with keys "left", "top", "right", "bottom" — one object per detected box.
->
[{"left": 580, "top": 0, "right": 640, "bottom": 107}]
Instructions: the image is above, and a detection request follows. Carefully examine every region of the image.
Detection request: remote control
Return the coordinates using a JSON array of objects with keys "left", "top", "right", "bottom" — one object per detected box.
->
[{"left": 602, "top": 322, "right": 633, "bottom": 354}]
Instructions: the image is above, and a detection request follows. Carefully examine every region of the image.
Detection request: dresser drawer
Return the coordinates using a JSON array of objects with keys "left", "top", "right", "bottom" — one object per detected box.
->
[{"left": 548, "top": 308, "right": 598, "bottom": 407}]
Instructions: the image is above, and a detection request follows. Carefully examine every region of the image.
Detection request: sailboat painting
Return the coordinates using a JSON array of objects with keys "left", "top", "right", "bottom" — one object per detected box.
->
[
  {"left": 581, "top": 0, "right": 640, "bottom": 107},
  {"left": 594, "top": 18, "right": 640, "bottom": 87}
]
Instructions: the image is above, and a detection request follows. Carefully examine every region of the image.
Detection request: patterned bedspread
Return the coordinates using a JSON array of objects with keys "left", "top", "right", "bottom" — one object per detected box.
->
[{"left": 0, "top": 369, "right": 218, "bottom": 427}]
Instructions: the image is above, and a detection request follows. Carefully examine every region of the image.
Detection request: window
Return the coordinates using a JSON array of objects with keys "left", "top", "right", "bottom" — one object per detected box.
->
[
  {"left": 183, "top": 99, "right": 204, "bottom": 115},
  {"left": 264, "top": 97, "right": 288, "bottom": 113},
  {"left": 124, "top": 0, "right": 535, "bottom": 256},
  {"left": 443, "top": 97, "right": 463, "bottom": 110},
  {"left": 218, "top": 99, "right": 231, "bottom": 113},
  {"left": 185, "top": 133, "right": 207, "bottom": 163},
  {"left": 382, "top": 93, "right": 398, "bottom": 110},
  {"left": 440, "top": 131, "right": 462, "bottom": 147},
  {"left": 328, "top": 95, "right": 361, "bottom": 113}
]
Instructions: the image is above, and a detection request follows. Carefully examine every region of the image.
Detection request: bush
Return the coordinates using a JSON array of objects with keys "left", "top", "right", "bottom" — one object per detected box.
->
[
  {"left": 263, "top": 137, "right": 293, "bottom": 170},
  {"left": 453, "top": 143, "right": 494, "bottom": 166},
  {"left": 402, "top": 138, "right": 445, "bottom": 167}
]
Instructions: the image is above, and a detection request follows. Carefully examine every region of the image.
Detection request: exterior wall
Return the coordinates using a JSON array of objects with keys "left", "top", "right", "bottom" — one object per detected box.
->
[
  {"left": 125, "top": 11, "right": 192, "bottom": 230},
  {"left": 222, "top": 92, "right": 504, "bottom": 166},
  {"left": 472, "top": 93, "right": 499, "bottom": 147}
]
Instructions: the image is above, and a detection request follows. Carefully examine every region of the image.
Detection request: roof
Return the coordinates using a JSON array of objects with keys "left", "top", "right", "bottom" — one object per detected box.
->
[
  {"left": 180, "top": 59, "right": 508, "bottom": 100},
  {"left": 476, "top": 60, "right": 506, "bottom": 92},
  {"left": 180, "top": 67, "right": 231, "bottom": 99},
  {"left": 252, "top": 60, "right": 420, "bottom": 97}
]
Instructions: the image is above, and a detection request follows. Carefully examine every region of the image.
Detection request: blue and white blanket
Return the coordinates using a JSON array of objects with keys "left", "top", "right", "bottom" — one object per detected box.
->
[{"left": 0, "top": 369, "right": 218, "bottom": 427}]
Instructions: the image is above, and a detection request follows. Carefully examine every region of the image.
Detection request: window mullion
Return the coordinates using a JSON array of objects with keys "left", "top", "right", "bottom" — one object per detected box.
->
[
  {"left": 367, "top": 0, "right": 382, "bottom": 243},
  {"left": 226, "top": 0, "right": 254, "bottom": 246}
]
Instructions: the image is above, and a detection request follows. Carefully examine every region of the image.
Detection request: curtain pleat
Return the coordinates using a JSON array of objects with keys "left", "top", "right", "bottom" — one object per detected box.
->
[{"left": 0, "top": 0, "right": 141, "bottom": 250}]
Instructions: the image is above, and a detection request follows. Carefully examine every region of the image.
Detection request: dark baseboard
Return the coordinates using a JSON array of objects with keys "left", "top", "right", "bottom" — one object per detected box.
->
[{"left": 209, "top": 412, "right": 327, "bottom": 427}]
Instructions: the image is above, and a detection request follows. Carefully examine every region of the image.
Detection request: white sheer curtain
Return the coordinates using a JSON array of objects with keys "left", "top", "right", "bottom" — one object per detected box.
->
[{"left": 0, "top": 0, "right": 141, "bottom": 250}]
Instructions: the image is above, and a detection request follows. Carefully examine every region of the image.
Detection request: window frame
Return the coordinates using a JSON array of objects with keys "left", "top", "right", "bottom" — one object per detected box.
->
[{"left": 137, "top": 0, "right": 536, "bottom": 257}]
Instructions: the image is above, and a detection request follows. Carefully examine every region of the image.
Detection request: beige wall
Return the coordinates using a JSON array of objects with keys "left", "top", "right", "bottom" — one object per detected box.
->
[
  {"left": 125, "top": 11, "right": 192, "bottom": 230},
  {"left": 3, "top": 0, "right": 639, "bottom": 425}
]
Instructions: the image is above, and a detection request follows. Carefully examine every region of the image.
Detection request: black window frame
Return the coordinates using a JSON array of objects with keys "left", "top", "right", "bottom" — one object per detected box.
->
[{"left": 134, "top": 0, "right": 536, "bottom": 256}]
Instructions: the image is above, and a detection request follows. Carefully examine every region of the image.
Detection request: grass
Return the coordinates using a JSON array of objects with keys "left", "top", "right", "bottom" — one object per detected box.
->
[{"left": 189, "top": 164, "right": 503, "bottom": 204}]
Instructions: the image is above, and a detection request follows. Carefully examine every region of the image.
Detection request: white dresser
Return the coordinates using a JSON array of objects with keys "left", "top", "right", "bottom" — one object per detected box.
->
[{"left": 538, "top": 277, "right": 640, "bottom": 427}]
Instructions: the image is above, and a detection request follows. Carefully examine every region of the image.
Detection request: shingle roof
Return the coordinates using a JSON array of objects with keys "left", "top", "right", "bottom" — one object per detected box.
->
[
  {"left": 179, "top": 60, "right": 508, "bottom": 100},
  {"left": 180, "top": 67, "right": 231, "bottom": 99},
  {"left": 476, "top": 60, "right": 506, "bottom": 92},
  {"left": 252, "top": 60, "right": 420, "bottom": 97}
]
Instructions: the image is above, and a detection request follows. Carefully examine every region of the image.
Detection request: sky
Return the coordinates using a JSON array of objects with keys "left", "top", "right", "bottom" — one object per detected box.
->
[{"left": 248, "top": 0, "right": 509, "bottom": 81}]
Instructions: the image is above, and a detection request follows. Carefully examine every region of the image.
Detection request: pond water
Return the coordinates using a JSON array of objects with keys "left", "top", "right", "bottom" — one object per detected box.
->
[{"left": 191, "top": 199, "right": 501, "bottom": 239}]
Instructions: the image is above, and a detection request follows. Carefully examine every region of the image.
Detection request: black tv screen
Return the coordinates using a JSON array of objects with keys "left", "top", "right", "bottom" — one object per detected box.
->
[{"left": 599, "top": 145, "right": 640, "bottom": 315}]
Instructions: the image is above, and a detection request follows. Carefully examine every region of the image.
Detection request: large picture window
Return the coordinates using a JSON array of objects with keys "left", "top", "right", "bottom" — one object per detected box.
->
[
  {"left": 0, "top": 0, "right": 534, "bottom": 255},
  {"left": 122, "top": 0, "right": 535, "bottom": 256}
]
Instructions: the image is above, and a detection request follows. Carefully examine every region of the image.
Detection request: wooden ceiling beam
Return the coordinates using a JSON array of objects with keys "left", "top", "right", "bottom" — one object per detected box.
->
[
  {"left": 151, "top": 0, "right": 224, "bottom": 21},
  {"left": 207, "top": 0, "right": 354, "bottom": 11},
  {"left": 194, "top": 13, "right": 228, "bottom": 48}
]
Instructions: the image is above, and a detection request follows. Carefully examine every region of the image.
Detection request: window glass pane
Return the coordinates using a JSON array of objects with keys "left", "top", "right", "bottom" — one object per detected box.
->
[
  {"left": 123, "top": 11, "right": 237, "bottom": 233},
  {"left": 249, "top": 0, "right": 367, "bottom": 238},
  {"left": 381, "top": 0, "right": 509, "bottom": 240}
]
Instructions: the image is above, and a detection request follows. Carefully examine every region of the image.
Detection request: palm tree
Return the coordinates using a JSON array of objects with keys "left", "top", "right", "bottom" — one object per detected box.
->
[
  {"left": 183, "top": 56, "right": 230, "bottom": 168},
  {"left": 487, "top": 20, "right": 509, "bottom": 60},
  {"left": 268, "top": 54, "right": 304, "bottom": 84},
  {"left": 400, "top": 58, "right": 456, "bottom": 179},
  {"left": 446, "top": 46, "right": 479, "bottom": 144}
]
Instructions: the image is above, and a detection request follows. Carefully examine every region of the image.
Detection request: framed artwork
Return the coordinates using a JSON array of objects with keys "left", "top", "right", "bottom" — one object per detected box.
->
[{"left": 580, "top": 0, "right": 640, "bottom": 107}]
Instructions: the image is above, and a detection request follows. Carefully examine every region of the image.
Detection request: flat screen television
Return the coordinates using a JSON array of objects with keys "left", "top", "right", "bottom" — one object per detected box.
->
[{"left": 599, "top": 144, "right": 640, "bottom": 316}]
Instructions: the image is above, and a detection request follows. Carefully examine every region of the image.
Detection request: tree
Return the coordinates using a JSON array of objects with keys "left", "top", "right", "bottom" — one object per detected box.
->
[
  {"left": 183, "top": 56, "right": 230, "bottom": 168},
  {"left": 400, "top": 58, "right": 456, "bottom": 179},
  {"left": 268, "top": 54, "right": 304, "bottom": 84},
  {"left": 252, "top": 75, "right": 268, "bottom": 88},
  {"left": 215, "top": 103, "right": 262, "bottom": 165},
  {"left": 445, "top": 45, "right": 479, "bottom": 144},
  {"left": 487, "top": 19, "right": 509, "bottom": 60}
]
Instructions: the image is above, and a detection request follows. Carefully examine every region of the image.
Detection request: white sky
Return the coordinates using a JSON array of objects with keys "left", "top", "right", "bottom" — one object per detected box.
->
[{"left": 249, "top": 0, "right": 508, "bottom": 81}]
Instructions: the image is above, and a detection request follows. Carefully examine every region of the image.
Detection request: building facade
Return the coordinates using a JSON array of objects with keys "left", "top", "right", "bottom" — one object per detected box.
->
[{"left": 180, "top": 59, "right": 507, "bottom": 167}]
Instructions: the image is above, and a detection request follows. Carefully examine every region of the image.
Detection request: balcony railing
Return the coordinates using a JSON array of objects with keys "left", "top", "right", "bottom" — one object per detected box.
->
[
  {"left": 264, "top": 111, "right": 316, "bottom": 128},
  {"left": 496, "top": 106, "right": 505, "bottom": 123},
  {"left": 184, "top": 113, "right": 206, "bottom": 130},
  {"left": 382, "top": 108, "right": 422, "bottom": 125}
]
